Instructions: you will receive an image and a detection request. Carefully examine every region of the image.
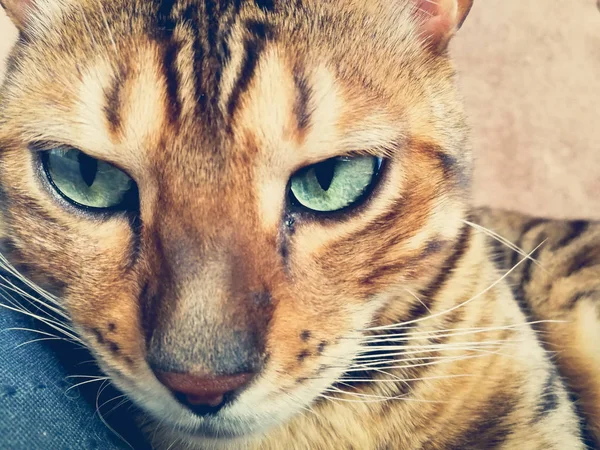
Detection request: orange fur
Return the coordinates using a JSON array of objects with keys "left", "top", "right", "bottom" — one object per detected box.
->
[{"left": 0, "top": 1, "right": 594, "bottom": 449}]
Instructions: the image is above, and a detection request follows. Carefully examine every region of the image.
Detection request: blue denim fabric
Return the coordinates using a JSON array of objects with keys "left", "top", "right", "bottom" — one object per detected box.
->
[{"left": 0, "top": 302, "right": 149, "bottom": 449}]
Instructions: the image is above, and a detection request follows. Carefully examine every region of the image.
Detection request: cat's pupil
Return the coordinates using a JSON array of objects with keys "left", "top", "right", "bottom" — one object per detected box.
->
[
  {"left": 315, "top": 159, "right": 336, "bottom": 191},
  {"left": 78, "top": 152, "right": 98, "bottom": 187}
]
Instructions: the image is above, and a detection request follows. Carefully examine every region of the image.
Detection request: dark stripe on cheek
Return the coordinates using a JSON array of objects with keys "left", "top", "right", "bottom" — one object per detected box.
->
[
  {"left": 125, "top": 213, "right": 143, "bottom": 272},
  {"left": 409, "top": 224, "right": 472, "bottom": 320}
]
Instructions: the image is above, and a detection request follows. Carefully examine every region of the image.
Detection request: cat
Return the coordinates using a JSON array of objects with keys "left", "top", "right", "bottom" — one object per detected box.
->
[{"left": 0, "top": 0, "right": 598, "bottom": 448}]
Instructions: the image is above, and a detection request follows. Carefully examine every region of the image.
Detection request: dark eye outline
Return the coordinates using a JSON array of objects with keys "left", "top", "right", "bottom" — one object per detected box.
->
[
  {"left": 37, "top": 147, "right": 140, "bottom": 215},
  {"left": 287, "top": 155, "right": 385, "bottom": 217}
]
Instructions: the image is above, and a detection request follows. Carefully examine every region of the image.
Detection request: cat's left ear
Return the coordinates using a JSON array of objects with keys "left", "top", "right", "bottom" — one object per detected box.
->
[
  {"left": 413, "top": 0, "right": 474, "bottom": 52},
  {"left": 0, "top": 0, "right": 36, "bottom": 31}
]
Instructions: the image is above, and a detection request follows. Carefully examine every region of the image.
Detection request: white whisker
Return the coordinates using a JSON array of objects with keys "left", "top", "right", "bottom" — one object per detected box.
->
[
  {"left": 361, "top": 320, "right": 563, "bottom": 343},
  {"left": 336, "top": 373, "right": 474, "bottom": 384},
  {"left": 404, "top": 288, "right": 431, "bottom": 314},
  {"left": 356, "top": 339, "right": 524, "bottom": 354},
  {"left": 0, "top": 254, "right": 63, "bottom": 306},
  {"left": 65, "top": 377, "right": 111, "bottom": 393},
  {"left": 95, "top": 380, "right": 135, "bottom": 450},
  {"left": 0, "top": 296, "right": 83, "bottom": 345},
  {"left": 0, "top": 273, "right": 67, "bottom": 317},
  {"left": 343, "top": 351, "right": 506, "bottom": 373},
  {"left": 463, "top": 220, "right": 545, "bottom": 271},
  {"left": 364, "top": 241, "right": 546, "bottom": 332},
  {"left": 15, "top": 336, "right": 75, "bottom": 348}
]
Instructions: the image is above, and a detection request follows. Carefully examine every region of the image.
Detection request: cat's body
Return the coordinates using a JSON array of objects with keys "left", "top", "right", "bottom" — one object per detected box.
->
[{"left": 0, "top": 0, "right": 597, "bottom": 449}]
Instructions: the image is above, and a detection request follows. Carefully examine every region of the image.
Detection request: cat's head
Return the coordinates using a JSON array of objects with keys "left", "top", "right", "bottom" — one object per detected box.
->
[{"left": 0, "top": 0, "right": 473, "bottom": 444}]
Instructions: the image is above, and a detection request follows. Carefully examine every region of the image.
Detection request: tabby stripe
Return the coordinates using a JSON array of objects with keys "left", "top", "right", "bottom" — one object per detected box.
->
[
  {"left": 509, "top": 218, "right": 546, "bottom": 268},
  {"left": 489, "top": 234, "right": 509, "bottom": 270},
  {"left": 203, "top": 0, "right": 221, "bottom": 104},
  {"left": 227, "top": 21, "right": 274, "bottom": 119},
  {"left": 359, "top": 197, "right": 419, "bottom": 282},
  {"left": 534, "top": 369, "right": 560, "bottom": 422},
  {"left": 567, "top": 390, "right": 597, "bottom": 448},
  {"left": 565, "top": 244, "right": 600, "bottom": 277},
  {"left": 125, "top": 213, "right": 143, "bottom": 272},
  {"left": 254, "top": 0, "right": 276, "bottom": 11},
  {"left": 426, "top": 307, "right": 465, "bottom": 346},
  {"left": 409, "top": 224, "right": 472, "bottom": 320},
  {"left": 422, "top": 143, "right": 469, "bottom": 187},
  {"left": 553, "top": 220, "right": 589, "bottom": 250},
  {"left": 104, "top": 64, "right": 127, "bottom": 136},
  {"left": 342, "top": 228, "right": 471, "bottom": 387},
  {"left": 566, "top": 290, "right": 600, "bottom": 310},
  {"left": 139, "top": 281, "right": 156, "bottom": 344},
  {"left": 156, "top": 0, "right": 177, "bottom": 31},
  {"left": 217, "top": 5, "right": 240, "bottom": 67},
  {"left": 518, "top": 242, "right": 541, "bottom": 291},
  {"left": 162, "top": 40, "right": 183, "bottom": 124},
  {"left": 213, "top": 2, "right": 242, "bottom": 101},
  {"left": 204, "top": 0, "right": 218, "bottom": 50},
  {"left": 179, "top": 5, "right": 209, "bottom": 114},
  {"left": 512, "top": 234, "right": 546, "bottom": 325},
  {"left": 448, "top": 390, "right": 517, "bottom": 449},
  {"left": 437, "top": 150, "right": 459, "bottom": 178},
  {"left": 293, "top": 66, "right": 313, "bottom": 131}
]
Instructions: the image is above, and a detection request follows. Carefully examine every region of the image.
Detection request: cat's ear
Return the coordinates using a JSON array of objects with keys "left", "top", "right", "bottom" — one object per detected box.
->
[
  {"left": 413, "top": 0, "right": 474, "bottom": 52},
  {"left": 0, "top": 0, "right": 36, "bottom": 31}
]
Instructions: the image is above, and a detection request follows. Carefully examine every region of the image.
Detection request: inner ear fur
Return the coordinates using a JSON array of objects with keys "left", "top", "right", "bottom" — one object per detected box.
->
[
  {"left": 414, "top": 0, "right": 474, "bottom": 52},
  {"left": 0, "top": 0, "right": 35, "bottom": 31}
]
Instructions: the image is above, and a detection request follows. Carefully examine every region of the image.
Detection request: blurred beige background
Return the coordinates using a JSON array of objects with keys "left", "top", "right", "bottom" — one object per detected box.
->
[{"left": 1, "top": 2, "right": 599, "bottom": 219}]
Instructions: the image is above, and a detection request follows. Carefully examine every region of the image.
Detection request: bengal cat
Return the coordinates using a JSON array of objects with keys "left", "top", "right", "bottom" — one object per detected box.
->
[{"left": 0, "top": 0, "right": 598, "bottom": 449}]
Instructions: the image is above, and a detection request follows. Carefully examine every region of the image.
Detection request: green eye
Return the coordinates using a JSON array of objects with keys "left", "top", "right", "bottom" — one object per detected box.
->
[
  {"left": 290, "top": 156, "right": 381, "bottom": 213},
  {"left": 42, "top": 148, "right": 137, "bottom": 210}
]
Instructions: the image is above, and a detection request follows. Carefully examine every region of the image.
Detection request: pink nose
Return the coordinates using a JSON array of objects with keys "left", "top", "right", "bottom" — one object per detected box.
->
[{"left": 156, "top": 371, "right": 253, "bottom": 409}]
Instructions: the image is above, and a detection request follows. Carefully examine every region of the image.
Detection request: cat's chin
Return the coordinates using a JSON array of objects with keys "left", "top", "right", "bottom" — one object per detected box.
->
[{"left": 147, "top": 416, "right": 269, "bottom": 450}]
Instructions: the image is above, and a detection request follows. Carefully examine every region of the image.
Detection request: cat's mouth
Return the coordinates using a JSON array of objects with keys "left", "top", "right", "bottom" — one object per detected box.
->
[
  {"left": 103, "top": 363, "right": 281, "bottom": 443},
  {"left": 154, "top": 370, "right": 256, "bottom": 419},
  {"left": 154, "top": 404, "right": 273, "bottom": 443}
]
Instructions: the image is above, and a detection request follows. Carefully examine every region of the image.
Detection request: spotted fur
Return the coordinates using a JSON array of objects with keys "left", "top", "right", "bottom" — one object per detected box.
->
[{"left": 0, "top": 0, "right": 595, "bottom": 449}]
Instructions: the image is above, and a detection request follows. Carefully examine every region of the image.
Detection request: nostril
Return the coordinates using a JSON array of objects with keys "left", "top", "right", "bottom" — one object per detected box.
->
[{"left": 155, "top": 371, "right": 254, "bottom": 415}]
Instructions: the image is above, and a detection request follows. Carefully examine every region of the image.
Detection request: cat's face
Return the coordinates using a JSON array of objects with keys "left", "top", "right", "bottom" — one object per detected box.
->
[{"left": 0, "top": 0, "right": 472, "bottom": 444}]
